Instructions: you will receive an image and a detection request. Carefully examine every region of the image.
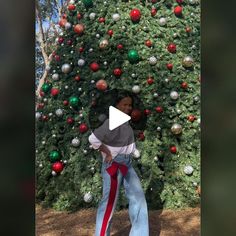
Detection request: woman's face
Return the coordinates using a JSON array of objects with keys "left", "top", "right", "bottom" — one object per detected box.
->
[{"left": 116, "top": 97, "right": 132, "bottom": 115}]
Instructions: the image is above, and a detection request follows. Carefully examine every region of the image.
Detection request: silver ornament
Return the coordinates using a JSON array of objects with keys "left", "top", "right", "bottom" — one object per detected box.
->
[
  {"left": 184, "top": 165, "right": 194, "bottom": 175},
  {"left": 197, "top": 118, "right": 201, "bottom": 124},
  {"left": 103, "top": 61, "right": 108, "bottom": 66},
  {"left": 35, "top": 112, "right": 41, "bottom": 120},
  {"left": 43, "top": 98, "right": 48, "bottom": 103},
  {"left": 192, "top": 45, "right": 197, "bottom": 50},
  {"left": 165, "top": 78, "right": 169, "bottom": 83},
  {"left": 149, "top": 56, "right": 157, "bottom": 65},
  {"left": 132, "top": 85, "right": 141, "bottom": 94},
  {"left": 98, "top": 114, "right": 107, "bottom": 122},
  {"left": 171, "top": 123, "right": 182, "bottom": 135},
  {"left": 78, "top": 87, "right": 82, "bottom": 91},
  {"left": 42, "top": 141, "right": 46, "bottom": 145},
  {"left": 52, "top": 134, "right": 56, "bottom": 138},
  {"left": 170, "top": 91, "right": 179, "bottom": 100},
  {"left": 99, "top": 39, "right": 109, "bottom": 49},
  {"left": 39, "top": 163, "right": 43, "bottom": 168},
  {"left": 61, "top": 63, "right": 71, "bottom": 73},
  {"left": 83, "top": 149, "right": 88, "bottom": 154},
  {"left": 121, "top": 26, "right": 126, "bottom": 30},
  {"left": 182, "top": 56, "right": 194, "bottom": 68},
  {"left": 65, "top": 85, "right": 69, "bottom": 89},
  {"left": 89, "top": 12, "right": 96, "bottom": 20},
  {"left": 131, "top": 73, "right": 136, "bottom": 78},
  {"left": 91, "top": 80, "right": 95, "bottom": 84},
  {"left": 159, "top": 17, "right": 167, "bottom": 26},
  {"left": 96, "top": 34, "right": 100, "bottom": 38},
  {"left": 194, "top": 96, "right": 200, "bottom": 102},
  {"left": 112, "top": 13, "right": 120, "bottom": 21},
  {"left": 52, "top": 170, "right": 57, "bottom": 176},
  {"left": 69, "top": 0, "right": 75, "bottom": 4},
  {"left": 55, "top": 109, "right": 63, "bottom": 117},
  {"left": 79, "top": 113, "right": 83, "bottom": 118},
  {"left": 71, "top": 138, "right": 80, "bottom": 147},
  {"left": 52, "top": 73, "right": 59, "bottom": 81},
  {"left": 176, "top": 109, "right": 182, "bottom": 114},
  {"left": 133, "top": 149, "right": 140, "bottom": 159},
  {"left": 154, "top": 156, "right": 158, "bottom": 161},
  {"left": 78, "top": 59, "right": 85, "bottom": 67},
  {"left": 70, "top": 51, "right": 74, "bottom": 54},
  {"left": 157, "top": 127, "right": 161, "bottom": 132},
  {"left": 45, "top": 65, "right": 51, "bottom": 71},
  {"left": 65, "top": 22, "right": 72, "bottom": 30},
  {"left": 63, "top": 160, "right": 68, "bottom": 164},
  {"left": 193, "top": 182, "right": 198, "bottom": 187},
  {"left": 89, "top": 48, "right": 93, "bottom": 52},
  {"left": 84, "top": 192, "right": 93, "bottom": 203},
  {"left": 49, "top": 113, "right": 53, "bottom": 117},
  {"left": 153, "top": 92, "right": 159, "bottom": 98},
  {"left": 173, "top": 33, "right": 178, "bottom": 38}
]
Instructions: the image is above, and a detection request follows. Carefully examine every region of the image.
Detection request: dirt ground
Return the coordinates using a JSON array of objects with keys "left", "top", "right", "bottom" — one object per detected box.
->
[{"left": 36, "top": 205, "right": 200, "bottom": 236}]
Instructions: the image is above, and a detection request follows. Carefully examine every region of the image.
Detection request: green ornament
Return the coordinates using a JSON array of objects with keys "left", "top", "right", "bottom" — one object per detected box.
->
[
  {"left": 128, "top": 49, "right": 140, "bottom": 64},
  {"left": 49, "top": 150, "right": 60, "bottom": 162},
  {"left": 69, "top": 96, "right": 79, "bottom": 107},
  {"left": 83, "top": 0, "right": 93, "bottom": 8},
  {"left": 42, "top": 83, "right": 51, "bottom": 93}
]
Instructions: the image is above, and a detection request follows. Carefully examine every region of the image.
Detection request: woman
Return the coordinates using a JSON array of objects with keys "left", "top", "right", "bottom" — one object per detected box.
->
[{"left": 88, "top": 92, "right": 149, "bottom": 236}]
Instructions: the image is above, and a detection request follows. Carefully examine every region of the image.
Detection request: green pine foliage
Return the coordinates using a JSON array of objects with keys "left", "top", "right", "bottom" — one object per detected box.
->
[{"left": 36, "top": 0, "right": 200, "bottom": 211}]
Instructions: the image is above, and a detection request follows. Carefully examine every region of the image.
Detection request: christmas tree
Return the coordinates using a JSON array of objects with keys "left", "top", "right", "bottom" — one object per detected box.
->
[{"left": 36, "top": 0, "right": 200, "bottom": 211}]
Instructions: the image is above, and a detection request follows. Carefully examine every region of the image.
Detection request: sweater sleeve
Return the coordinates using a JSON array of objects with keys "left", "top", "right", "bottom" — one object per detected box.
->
[{"left": 88, "top": 133, "right": 102, "bottom": 149}]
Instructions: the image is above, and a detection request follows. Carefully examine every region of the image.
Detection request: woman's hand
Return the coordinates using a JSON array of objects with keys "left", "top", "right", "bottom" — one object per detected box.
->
[{"left": 104, "top": 154, "right": 113, "bottom": 164}]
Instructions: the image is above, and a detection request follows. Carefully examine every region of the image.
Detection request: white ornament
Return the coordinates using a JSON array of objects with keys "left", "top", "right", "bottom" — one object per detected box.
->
[
  {"left": 176, "top": 109, "right": 182, "bottom": 114},
  {"left": 89, "top": 12, "right": 96, "bottom": 20},
  {"left": 78, "top": 59, "right": 85, "bottom": 67},
  {"left": 170, "top": 91, "right": 179, "bottom": 100},
  {"left": 165, "top": 78, "right": 169, "bottom": 83},
  {"left": 55, "top": 109, "right": 63, "bottom": 117},
  {"left": 194, "top": 96, "right": 200, "bottom": 102},
  {"left": 42, "top": 141, "right": 46, "bottom": 145},
  {"left": 65, "top": 85, "right": 69, "bottom": 89},
  {"left": 52, "top": 73, "right": 59, "bottom": 81},
  {"left": 132, "top": 85, "right": 141, "bottom": 94},
  {"left": 63, "top": 160, "right": 68, "bottom": 164},
  {"left": 197, "top": 118, "right": 201, "bottom": 124},
  {"left": 52, "top": 171, "right": 57, "bottom": 176},
  {"left": 112, "top": 13, "right": 120, "bottom": 21},
  {"left": 61, "top": 63, "right": 71, "bottom": 73},
  {"left": 45, "top": 65, "right": 51, "bottom": 71},
  {"left": 149, "top": 56, "right": 157, "bottom": 65},
  {"left": 154, "top": 156, "right": 158, "bottom": 161},
  {"left": 173, "top": 33, "right": 178, "bottom": 38},
  {"left": 131, "top": 73, "right": 136, "bottom": 78},
  {"left": 184, "top": 165, "right": 194, "bottom": 175},
  {"left": 83, "top": 150, "right": 88, "bottom": 154},
  {"left": 122, "top": 26, "right": 126, "bottom": 30},
  {"left": 91, "top": 80, "right": 95, "bottom": 84},
  {"left": 70, "top": 51, "right": 74, "bottom": 54},
  {"left": 35, "top": 112, "right": 41, "bottom": 120},
  {"left": 96, "top": 34, "right": 100, "bottom": 38},
  {"left": 65, "top": 22, "right": 72, "bottom": 30},
  {"left": 193, "top": 182, "right": 198, "bottom": 186},
  {"left": 69, "top": 0, "right": 75, "bottom": 4},
  {"left": 84, "top": 192, "right": 93, "bottom": 203},
  {"left": 49, "top": 113, "right": 53, "bottom": 117},
  {"left": 78, "top": 88, "right": 82, "bottom": 91},
  {"left": 133, "top": 149, "right": 140, "bottom": 159},
  {"left": 157, "top": 127, "right": 161, "bottom": 131},
  {"left": 39, "top": 163, "right": 43, "bottom": 168},
  {"left": 89, "top": 48, "right": 93, "bottom": 52},
  {"left": 103, "top": 61, "right": 108, "bottom": 66},
  {"left": 159, "top": 17, "right": 167, "bottom": 26},
  {"left": 79, "top": 114, "right": 83, "bottom": 118},
  {"left": 71, "top": 138, "right": 80, "bottom": 147},
  {"left": 153, "top": 92, "right": 159, "bottom": 98},
  {"left": 52, "top": 134, "right": 56, "bottom": 138}
]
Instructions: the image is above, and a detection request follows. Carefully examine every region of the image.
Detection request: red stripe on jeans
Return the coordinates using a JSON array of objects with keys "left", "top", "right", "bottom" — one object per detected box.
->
[{"left": 100, "top": 175, "right": 118, "bottom": 236}]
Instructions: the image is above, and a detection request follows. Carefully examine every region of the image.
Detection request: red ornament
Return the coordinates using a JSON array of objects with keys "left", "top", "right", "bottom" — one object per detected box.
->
[
  {"left": 186, "top": 27, "right": 192, "bottom": 33},
  {"left": 79, "top": 47, "right": 84, "bottom": 53},
  {"left": 176, "top": 0, "right": 183, "bottom": 4},
  {"left": 155, "top": 106, "right": 163, "bottom": 113},
  {"left": 54, "top": 55, "right": 60, "bottom": 61},
  {"left": 99, "top": 17, "right": 105, "bottom": 23},
  {"left": 167, "top": 43, "right": 176, "bottom": 53},
  {"left": 151, "top": 0, "right": 158, "bottom": 3},
  {"left": 144, "top": 109, "right": 151, "bottom": 115},
  {"left": 181, "top": 82, "right": 188, "bottom": 89},
  {"left": 145, "top": 40, "right": 152, "bottom": 47},
  {"left": 96, "top": 79, "right": 108, "bottom": 91},
  {"left": 151, "top": 8, "right": 157, "bottom": 16},
  {"left": 39, "top": 90, "right": 45, "bottom": 97},
  {"left": 37, "top": 103, "right": 44, "bottom": 110},
  {"left": 117, "top": 44, "right": 124, "bottom": 50},
  {"left": 131, "top": 109, "right": 142, "bottom": 122},
  {"left": 68, "top": 4, "right": 76, "bottom": 11},
  {"left": 113, "top": 68, "right": 122, "bottom": 77},
  {"left": 62, "top": 13, "right": 67, "bottom": 19},
  {"left": 63, "top": 100, "right": 69, "bottom": 106},
  {"left": 51, "top": 88, "right": 60, "bottom": 96},
  {"left": 138, "top": 132, "right": 145, "bottom": 141},
  {"left": 170, "top": 146, "right": 177, "bottom": 154},
  {"left": 42, "top": 115, "right": 49, "bottom": 122},
  {"left": 90, "top": 62, "right": 100, "bottom": 72},
  {"left": 52, "top": 161, "right": 64, "bottom": 173},
  {"left": 79, "top": 123, "right": 88, "bottom": 133},
  {"left": 107, "top": 29, "right": 113, "bottom": 36},
  {"left": 147, "top": 77, "right": 154, "bottom": 85},
  {"left": 67, "top": 39, "right": 73, "bottom": 45},
  {"left": 67, "top": 117, "right": 74, "bottom": 124},
  {"left": 174, "top": 6, "right": 183, "bottom": 16},
  {"left": 74, "top": 75, "right": 81, "bottom": 81},
  {"left": 187, "top": 115, "right": 195, "bottom": 122},
  {"left": 166, "top": 63, "right": 173, "bottom": 70},
  {"left": 130, "top": 9, "right": 141, "bottom": 22},
  {"left": 59, "top": 18, "right": 67, "bottom": 27},
  {"left": 77, "top": 13, "right": 83, "bottom": 20},
  {"left": 74, "top": 24, "right": 84, "bottom": 35},
  {"left": 58, "top": 37, "right": 64, "bottom": 44}
]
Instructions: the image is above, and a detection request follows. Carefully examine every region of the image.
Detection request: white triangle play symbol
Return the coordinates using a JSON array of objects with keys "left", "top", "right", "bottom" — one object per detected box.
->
[{"left": 109, "top": 106, "right": 131, "bottom": 131}]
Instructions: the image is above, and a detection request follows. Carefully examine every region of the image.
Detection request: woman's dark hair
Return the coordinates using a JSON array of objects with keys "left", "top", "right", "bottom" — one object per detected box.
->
[{"left": 114, "top": 90, "right": 134, "bottom": 107}]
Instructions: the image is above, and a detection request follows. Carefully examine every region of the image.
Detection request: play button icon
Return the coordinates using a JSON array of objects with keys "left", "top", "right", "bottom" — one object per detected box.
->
[{"left": 109, "top": 106, "right": 131, "bottom": 131}]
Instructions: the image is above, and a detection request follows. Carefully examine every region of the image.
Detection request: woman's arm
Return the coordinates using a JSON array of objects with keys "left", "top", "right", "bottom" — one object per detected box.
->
[{"left": 98, "top": 144, "right": 113, "bottom": 164}]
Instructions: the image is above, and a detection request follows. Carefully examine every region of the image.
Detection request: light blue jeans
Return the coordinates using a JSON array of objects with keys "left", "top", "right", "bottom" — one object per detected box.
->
[{"left": 95, "top": 154, "right": 149, "bottom": 236}]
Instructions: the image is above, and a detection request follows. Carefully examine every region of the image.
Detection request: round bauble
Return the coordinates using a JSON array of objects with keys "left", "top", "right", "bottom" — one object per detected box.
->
[
  {"left": 61, "top": 63, "right": 72, "bottom": 73},
  {"left": 78, "top": 59, "right": 85, "bottom": 67},
  {"left": 96, "top": 79, "right": 108, "bottom": 91},
  {"left": 71, "top": 137, "right": 80, "bottom": 147},
  {"left": 112, "top": 13, "right": 120, "bottom": 21},
  {"left": 149, "top": 56, "right": 157, "bottom": 65},
  {"left": 99, "top": 39, "right": 109, "bottom": 49},
  {"left": 182, "top": 56, "right": 194, "bottom": 68},
  {"left": 132, "top": 85, "right": 141, "bottom": 94},
  {"left": 84, "top": 192, "right": 93, "bottom": 203},
  {"left": 170, "top": 91, "right": 179, "bottom": 100},
  {"left": 184, "top": 165, "right": 194, "bottom": 175},
  {"left": 171, "top": 123, "right": 182, "bottom": 134},
  {"left": 74, "top": 24, "right": 84, "bottom": 35},
  {"left": 52, "top": 161, "right": 64, "bottom": 173},
  {"left": 52, "top": 73, "right": 59, "bottom": 81},
  {"left": 55, "top": 109, "right": 64, "bottom": 117}
]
